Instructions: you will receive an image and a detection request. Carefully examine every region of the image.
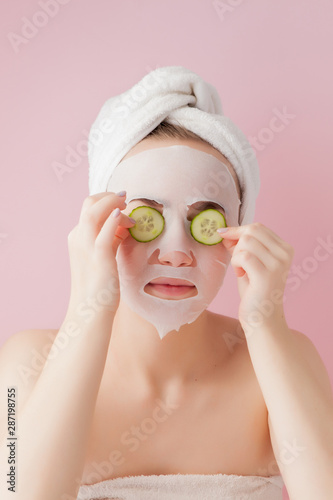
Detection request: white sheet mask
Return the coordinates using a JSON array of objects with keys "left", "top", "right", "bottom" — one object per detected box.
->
[{"left": 108, "top": 145, "right": 241, "bottom": 339}]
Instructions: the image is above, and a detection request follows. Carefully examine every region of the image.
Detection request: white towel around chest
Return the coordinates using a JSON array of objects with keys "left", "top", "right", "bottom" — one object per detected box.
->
[{"left": 76, "top": 473, "right": 284, "bottom": 500}]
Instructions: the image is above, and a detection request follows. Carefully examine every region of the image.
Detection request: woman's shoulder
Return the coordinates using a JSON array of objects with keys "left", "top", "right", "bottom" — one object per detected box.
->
[
  {"left": 2, "top": 328, "right": 59, "bottom": 351},
  {"left": 0, "top": 328, "right": 59, "bottom": 364},
  {"left": 0, "top": 329, "right": 59, "bottom": 415}
]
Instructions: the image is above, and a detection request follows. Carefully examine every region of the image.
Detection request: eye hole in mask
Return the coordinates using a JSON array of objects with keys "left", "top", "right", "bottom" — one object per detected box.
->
[{"left": 128, "top": 206, "right": 227, "bottom": 245}]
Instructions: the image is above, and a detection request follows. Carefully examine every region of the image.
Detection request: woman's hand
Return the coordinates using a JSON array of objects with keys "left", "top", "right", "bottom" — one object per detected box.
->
[
  {"left": 66, "top": 191, "right": 135, "bottom": 313},
  {"left": 218, "top": 222, "right": 294, "bottom": 330}
]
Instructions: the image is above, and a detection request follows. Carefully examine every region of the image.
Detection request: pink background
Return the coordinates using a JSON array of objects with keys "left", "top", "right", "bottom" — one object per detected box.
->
[{"left": 1, "top": 2, "right": 332, "bottom": 497}]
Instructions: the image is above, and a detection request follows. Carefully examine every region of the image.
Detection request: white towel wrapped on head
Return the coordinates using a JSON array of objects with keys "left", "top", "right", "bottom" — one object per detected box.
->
[{"left": 88, "top": 66, "right": 260, "bottom": 226}]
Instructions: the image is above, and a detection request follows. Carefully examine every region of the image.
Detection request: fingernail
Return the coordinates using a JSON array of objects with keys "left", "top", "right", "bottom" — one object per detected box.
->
[
  {"left": 116, "top": 190, "right": 126, "bottom": 197},
  {"left": 217, "top": 227, "right": 229, "bottom": 233},
  {"left": 112, "top": 207, "right": 120, "bottom": 218},
  {"left": 129, "top": 217, "right": 136, "bottom": 224}
]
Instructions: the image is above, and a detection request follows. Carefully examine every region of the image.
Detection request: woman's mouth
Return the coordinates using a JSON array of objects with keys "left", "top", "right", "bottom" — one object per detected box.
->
[{"left": 145, "top": 278, "right": 197, "bottom": 299}]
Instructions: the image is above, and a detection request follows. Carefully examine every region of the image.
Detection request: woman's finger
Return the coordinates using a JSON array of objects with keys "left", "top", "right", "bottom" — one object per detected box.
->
[
  {"left": 232, "top": 235, "right": 278, "bottom": 271},
  {"left": 218, "top": 223, "right": 293, "bottom": 262},
  {"left": 95, "top": 210, "right": 135, "bottom": 257}
]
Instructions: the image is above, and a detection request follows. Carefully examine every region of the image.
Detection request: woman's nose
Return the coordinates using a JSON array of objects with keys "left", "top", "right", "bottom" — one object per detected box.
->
[
  {"left": 158, "top": 249, "right": 193, "bottom": 267},
  {"left": 151, "top": 213, "right": 195, "bottom": 267}
]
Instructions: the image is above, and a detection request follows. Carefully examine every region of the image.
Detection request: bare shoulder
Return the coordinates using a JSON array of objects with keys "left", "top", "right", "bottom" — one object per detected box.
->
[
  {"left": 0, "top": 329, "right": 58, "bottom": 415},
  {"left": 0, "top": 328, "right": 59, "bottom": 364},
  {"left": 290, "top": 329, "right": 333, "bottom": 399}
]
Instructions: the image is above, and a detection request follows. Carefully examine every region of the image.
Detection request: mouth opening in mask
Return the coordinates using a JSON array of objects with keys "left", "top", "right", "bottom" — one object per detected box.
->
[{"left": 144, "top": 276, "right": 198, "bottom": 300}]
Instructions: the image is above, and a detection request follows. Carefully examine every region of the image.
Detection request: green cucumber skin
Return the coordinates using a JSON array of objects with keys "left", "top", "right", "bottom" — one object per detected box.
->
[
  {"left": 128, "top": 206, "right": 165, "bottom": 243},
  {"left": 190, "top": 209, "right": 227, "bottom": 245},
  {"left": 128, "top": 206, "right": 226, "bottom": 245}
]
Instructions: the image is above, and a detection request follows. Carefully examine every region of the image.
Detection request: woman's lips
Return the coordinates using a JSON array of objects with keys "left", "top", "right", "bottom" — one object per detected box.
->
[
  {"left": 148, "top": 277, "right": 195, "bottom": 286},
  {"left": 145, "top": 278, "right": 197, "bottom": 299}
]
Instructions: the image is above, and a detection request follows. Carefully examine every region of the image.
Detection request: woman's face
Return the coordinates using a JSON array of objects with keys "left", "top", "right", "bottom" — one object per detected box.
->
[{"left": 107, "top": 138, "right": 241, "bottom": 339}]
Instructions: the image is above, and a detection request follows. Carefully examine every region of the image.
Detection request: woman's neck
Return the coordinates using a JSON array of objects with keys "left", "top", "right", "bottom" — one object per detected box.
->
[{"left": 106, "top": 299, "right": 227, "bottom": 399}]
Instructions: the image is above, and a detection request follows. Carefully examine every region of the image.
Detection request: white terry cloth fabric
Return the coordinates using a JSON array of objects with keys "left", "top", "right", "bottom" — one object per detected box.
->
[
  {"left": 88, "top": 66, "right": 260, "bottom": 226},
  {"left": 76, "top": 473, "right": 284, "bottom": 500}
]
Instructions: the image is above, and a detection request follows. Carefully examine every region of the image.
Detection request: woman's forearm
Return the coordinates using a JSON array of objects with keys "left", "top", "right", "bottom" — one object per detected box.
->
[
  {"left": 244, "top": 317, "right": 333, "bottom": 499},
  {"left": 1, "top": 304, "right": 115, "bottom": 500}
]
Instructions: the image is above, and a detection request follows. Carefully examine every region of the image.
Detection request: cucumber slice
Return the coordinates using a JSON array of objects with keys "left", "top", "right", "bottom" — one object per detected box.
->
[
  {"left": 128, "top": 205, "right": 165, "bottom": 242},
  {"left": 190, "top": 209, "right": 227, "bottom": 245}
]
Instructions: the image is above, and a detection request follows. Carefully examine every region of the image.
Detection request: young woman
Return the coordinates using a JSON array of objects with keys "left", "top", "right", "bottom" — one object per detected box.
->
[{"left": 1, "top": 70, "right": 332, "bottom": 500}]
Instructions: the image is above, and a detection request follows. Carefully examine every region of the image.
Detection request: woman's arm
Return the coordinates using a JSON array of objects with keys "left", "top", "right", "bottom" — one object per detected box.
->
[
  {"left": 246, "top": 321, "right": 333, "bottom": 499},
  {"left": 0, "top": 307, "right": 115, "bottom": 500},
  {"left": 0, "top": 191, "right": 134, "bottom": 500},
  {"left": 219, "top": 222, "right": 333, "bottom": 499}
]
